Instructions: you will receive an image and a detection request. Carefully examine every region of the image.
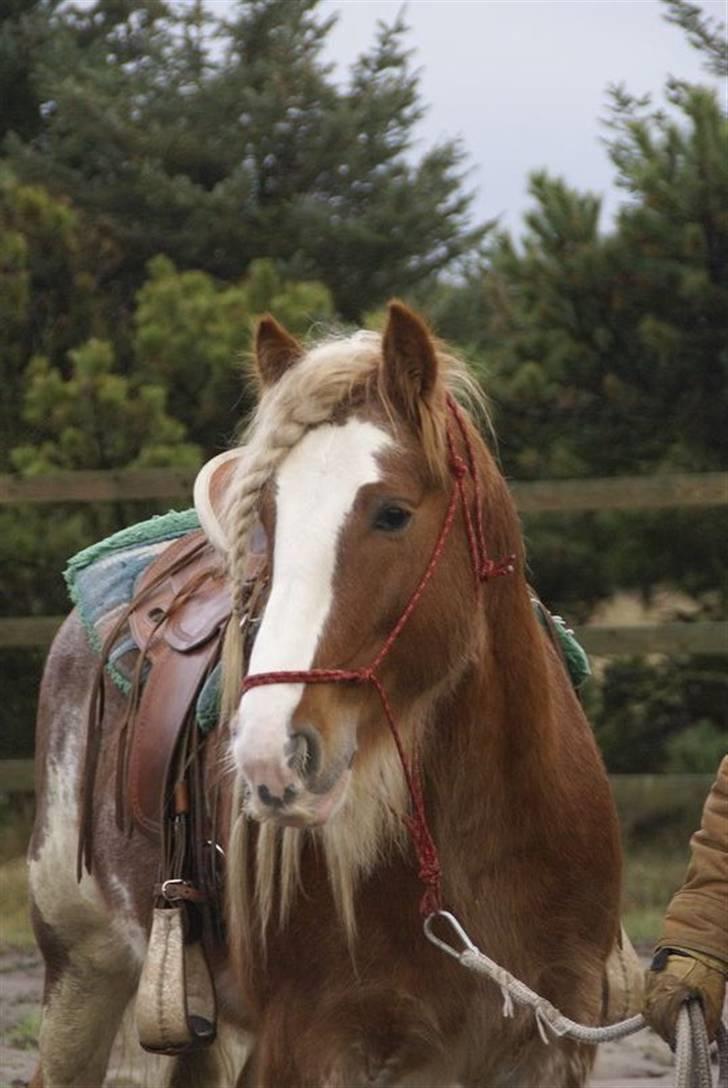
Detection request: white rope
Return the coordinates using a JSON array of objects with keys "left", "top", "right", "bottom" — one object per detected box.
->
[{"left": 424, "top": 910, "right": 728, "bottom": 1088}]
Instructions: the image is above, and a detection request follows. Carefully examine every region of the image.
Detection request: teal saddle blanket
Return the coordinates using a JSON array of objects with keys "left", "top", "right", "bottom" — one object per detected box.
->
[
  {"left": 63, "top": 509, "right": 224, "bottom": 729},
  {"left": 65, "top": 510, "right": 590, "bottom": 731}
]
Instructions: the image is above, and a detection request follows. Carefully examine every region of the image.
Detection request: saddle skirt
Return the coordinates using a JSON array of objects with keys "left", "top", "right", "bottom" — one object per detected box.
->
[{"left": 125, "top": 530, "right": 230, "bottom": 837}]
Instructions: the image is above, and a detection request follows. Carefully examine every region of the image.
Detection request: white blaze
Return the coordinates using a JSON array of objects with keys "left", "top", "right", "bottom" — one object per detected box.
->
[{"left": 233, "top": 419, "right": 391, "bottom": 774}]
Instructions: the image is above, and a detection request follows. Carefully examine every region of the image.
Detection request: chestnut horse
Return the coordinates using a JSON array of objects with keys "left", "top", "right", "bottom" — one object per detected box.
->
[{"left": 29, "top": 303, "right": 621, "bottom": 1087}]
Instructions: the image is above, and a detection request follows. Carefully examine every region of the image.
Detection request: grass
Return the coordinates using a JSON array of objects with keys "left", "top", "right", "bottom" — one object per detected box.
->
[
  {"left": 0, "top": 795, "right": 35, "bottom": 950},
  {"left": 0, "top": 794, "right": 34, "bottom": 863},
  {"left": 0, "top": 855, "right": 34, "bottom": 950},
  {"left": 4, "top": 1010, "right": 41, "bottom": 1050},
  {"left": 611, "top": 773, "right": 707, "bottom": 948},
  {"left": 622, "top": 848, "right": 688, "bottom": 947}
]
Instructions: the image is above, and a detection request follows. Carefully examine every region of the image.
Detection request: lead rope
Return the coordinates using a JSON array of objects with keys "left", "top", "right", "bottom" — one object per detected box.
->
[{"left": 424, "top": 910, "right": 728, "bottom": 1088}]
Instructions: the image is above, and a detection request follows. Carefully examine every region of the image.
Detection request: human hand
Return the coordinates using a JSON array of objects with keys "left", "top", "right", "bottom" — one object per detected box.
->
[{"left": 644, "top": 948, "right": 727, "bottom": 1045}]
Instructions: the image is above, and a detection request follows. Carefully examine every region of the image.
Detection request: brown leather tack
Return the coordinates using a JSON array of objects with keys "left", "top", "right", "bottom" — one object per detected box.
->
[
  {"left": 154, "top": 879, "right": 208, "bottom": 904},
  {"left": 123, "top": 531, "right": 234, "bottom": 838},
  {"left": 128, "top": 633, "right": 221, "bottom": 838},
  {"left": 129, "top": 531, "right": 224, "bottom": 651},
  {"left": 165, "top": 576, "right": 230, "bottom": 652}
]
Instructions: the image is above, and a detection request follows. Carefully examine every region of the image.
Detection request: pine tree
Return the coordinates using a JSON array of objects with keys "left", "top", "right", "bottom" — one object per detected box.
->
[
  {"left": 416, "top": 9, "right": 728, "bottom": 770},
  {"left": 661, "top": 0, "right": 728, "bottom": 77},
  {"left": 133, "top": 255, "right": 333, "bottom": 449},
  {"left": 10, "top": 338, "right": 200, "bottom": 474},
  {"left": 0, "top": 170, "right": 120, "bottom": 463},
  {"left": 0, "top": 0, "right": 60, "bottom": 145},
  {"left": 5, "top": 0, "right": 485, "bottom": 319}
]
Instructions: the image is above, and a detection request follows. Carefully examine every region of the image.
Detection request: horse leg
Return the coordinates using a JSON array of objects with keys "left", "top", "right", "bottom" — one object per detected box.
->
[
  {"left": 30, "top": 897, "right": 138, "bottom": 1088},
  {"left": 29, "top": 614, "right": 145, "bottom": 1087}
]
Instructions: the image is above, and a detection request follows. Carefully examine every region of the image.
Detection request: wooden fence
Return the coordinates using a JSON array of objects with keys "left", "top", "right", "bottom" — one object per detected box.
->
[
  {"left": 0, "top": 760, "right": 714, "bottom": 826},
  {"left": 1, "top": 614, "right": 724, "bottom": 655},
  {"left": 0, "top": 468, "right": 726, "bottom": 654},
  {"left": 1, "top": 467, "right": 726, "bottom": 511}
]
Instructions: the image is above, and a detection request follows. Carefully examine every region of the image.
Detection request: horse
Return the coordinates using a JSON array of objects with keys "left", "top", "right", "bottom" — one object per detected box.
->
[{"left": 28, "top": 301, "right": 622, "bottom": 1087}]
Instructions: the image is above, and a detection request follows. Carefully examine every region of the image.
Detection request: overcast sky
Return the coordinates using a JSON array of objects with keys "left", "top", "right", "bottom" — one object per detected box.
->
[{"left": 308, "top": 0, "right": 726, "bottom": 235}]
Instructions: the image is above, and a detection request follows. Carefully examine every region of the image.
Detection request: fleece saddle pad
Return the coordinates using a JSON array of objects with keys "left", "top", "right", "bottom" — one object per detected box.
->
[
  {"left": 65, "top": 513, "right": 590, "bottom": 734},
  {"left": 64, "top": 509, "right": 214, "bottom": 695}
]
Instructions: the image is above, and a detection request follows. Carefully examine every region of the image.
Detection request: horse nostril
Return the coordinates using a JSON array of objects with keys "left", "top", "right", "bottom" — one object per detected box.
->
[
  {"left": 257, "top": 783, "right": 300, "bottom": 809},
  {"left": 286, "top": 726, "right": 321, "bottom": 781}
]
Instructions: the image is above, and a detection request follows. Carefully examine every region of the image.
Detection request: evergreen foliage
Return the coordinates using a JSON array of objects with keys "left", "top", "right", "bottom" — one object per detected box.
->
[
  {"left": 133, "top": 256, "right": 333, "bottom": 448},
  {"left": 11, "top": 338, "right": 200, "bottom": 474},
  {"left": 4, "top": 0, "right": 484, "bottom": 319},
  {"left": 661, "top": 0, "right": 728, "bottom": 77}
]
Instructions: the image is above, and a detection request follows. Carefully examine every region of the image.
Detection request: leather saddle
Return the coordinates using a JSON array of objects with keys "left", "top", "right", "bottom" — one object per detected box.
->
[
  {"left": 126, "top": 530, "right": 230, "bottom": 838},
  {"left": 123, "top": 449, "right": 263, "bottom": 839}
]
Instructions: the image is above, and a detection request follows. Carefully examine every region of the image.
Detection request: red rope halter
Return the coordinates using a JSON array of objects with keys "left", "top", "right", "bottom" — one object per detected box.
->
[{"left": 240, "top": 395, "right": 515, "bottom": 915}]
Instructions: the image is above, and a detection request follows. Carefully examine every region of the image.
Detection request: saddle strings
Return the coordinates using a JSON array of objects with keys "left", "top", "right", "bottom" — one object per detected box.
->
[{"left": 240, "top": 396, "right": 516, "bottom": 916}]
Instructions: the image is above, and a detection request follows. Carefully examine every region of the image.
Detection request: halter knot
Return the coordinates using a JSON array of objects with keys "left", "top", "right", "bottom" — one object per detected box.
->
[
  {"left": 449, "top": 454, "right": 468, "bottom": 481},
  {"left": 405, "top": 814, "right": 443, "bottom": 914},
  {"left": 479, "top": 554, "right": 517, "bottom": 581}
]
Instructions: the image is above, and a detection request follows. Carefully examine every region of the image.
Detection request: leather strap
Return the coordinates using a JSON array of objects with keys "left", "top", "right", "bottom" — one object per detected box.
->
[
  {"left": 165, "top": 577, "right": 231, "bottom": 651},
  {"left": 129, "top": 531, "right": 222, "bottom": 651}
]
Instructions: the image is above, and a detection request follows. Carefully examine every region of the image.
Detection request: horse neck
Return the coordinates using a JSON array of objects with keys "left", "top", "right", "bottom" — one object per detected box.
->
[
  {"left": 437, "top": 439, "right": 564, "bottom": 811},
  {"left": 425, "top": 565, "right": 574, "bottom": 892}
]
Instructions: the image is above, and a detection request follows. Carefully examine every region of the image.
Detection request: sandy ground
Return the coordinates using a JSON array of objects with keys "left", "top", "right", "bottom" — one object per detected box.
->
[{"left": 0, "top": 945, "right": 719, "bottom": 1088}]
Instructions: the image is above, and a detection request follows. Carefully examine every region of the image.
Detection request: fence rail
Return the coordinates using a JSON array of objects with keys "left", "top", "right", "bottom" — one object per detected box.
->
[
  {"left": 1, "top": 468, "right": 726, "bottom": 511},
  {"left": 572, "top": 621, "right": 726, "bottom": 656},
  {"left": 0, "top": 467, "right": 200, "bottom": 505},
  {"left": 0, "top": 759, "right": 34, "bottom": 793},
  {"left": 0, "top": 761, "right": 715, "bottom": 800},
  {"left": 1, "top": 471, "right": 725, "bottom": 653},
  {"left": 1, "top": 614, "right": 725, "bottom": 654}
]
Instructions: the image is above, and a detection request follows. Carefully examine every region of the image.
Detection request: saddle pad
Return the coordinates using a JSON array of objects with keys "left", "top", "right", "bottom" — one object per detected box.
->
[
  {"left": 532, "top": 600, "right": 591, "bottom": 690},
  {"left": 65, "top": 509, "right": 201, "bottom": 694}
]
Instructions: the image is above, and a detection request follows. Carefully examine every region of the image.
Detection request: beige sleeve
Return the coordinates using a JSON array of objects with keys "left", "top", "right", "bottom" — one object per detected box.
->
[{"left": 658, "top": 755, "right": 728, "bottom": 966}]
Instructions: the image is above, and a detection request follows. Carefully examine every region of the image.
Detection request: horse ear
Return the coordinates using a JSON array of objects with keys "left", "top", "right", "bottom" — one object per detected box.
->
[
  {"left": 254, "top": 315, "right": 303, "bottom": 387},
  {"left": 381, "top": 300, "right": 438, "bottom": 426}
]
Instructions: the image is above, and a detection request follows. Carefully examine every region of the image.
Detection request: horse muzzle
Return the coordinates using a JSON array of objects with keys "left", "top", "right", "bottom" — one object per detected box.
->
[{"left": 233, "top": 718, "right": 354, "bottom": 828}]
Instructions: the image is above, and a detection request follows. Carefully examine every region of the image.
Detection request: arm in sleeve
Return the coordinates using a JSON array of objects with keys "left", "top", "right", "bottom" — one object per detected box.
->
[{"left": 658, "top": 754, "right": 728, "bottom": 965}]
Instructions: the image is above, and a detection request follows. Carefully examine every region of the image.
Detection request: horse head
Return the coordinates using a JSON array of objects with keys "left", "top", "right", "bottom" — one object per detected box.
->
[{"left": 221, "top": 303, "right": 518, "bottom": 843}]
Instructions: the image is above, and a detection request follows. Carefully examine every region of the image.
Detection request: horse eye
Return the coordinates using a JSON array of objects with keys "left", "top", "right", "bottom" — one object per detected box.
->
[{"left": 373, "top": 504, "right": 412, "bottom": 533}]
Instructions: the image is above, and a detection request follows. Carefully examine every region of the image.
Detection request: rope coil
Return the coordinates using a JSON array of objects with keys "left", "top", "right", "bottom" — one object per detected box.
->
[{"left": 424, "top": 910, "right": 728, "bottom": 1088}]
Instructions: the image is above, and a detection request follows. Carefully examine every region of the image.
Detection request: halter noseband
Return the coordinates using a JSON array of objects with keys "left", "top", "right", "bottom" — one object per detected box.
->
[{"left": 239, "top": 395, "right": 515, "bottom": 915}]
